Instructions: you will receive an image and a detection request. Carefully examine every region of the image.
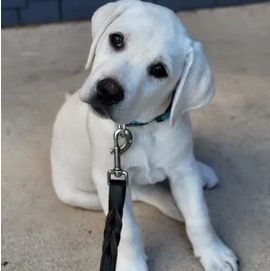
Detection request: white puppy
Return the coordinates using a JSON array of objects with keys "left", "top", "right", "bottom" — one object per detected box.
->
[{"left": 51, "top": 1, "right": 239, "bottom": 270}]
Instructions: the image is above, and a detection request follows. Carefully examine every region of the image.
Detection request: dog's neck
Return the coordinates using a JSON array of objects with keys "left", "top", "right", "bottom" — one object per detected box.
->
[{"left": 126, "top": 102, "right": 172, "bottom": 127}]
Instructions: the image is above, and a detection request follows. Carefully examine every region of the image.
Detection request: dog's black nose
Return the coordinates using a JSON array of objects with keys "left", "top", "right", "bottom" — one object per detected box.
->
[{"left": 96, "top": 78, "right": 124, "bottom": 105}]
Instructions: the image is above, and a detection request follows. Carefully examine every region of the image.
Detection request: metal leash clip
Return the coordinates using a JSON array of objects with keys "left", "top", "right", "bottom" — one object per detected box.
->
[{"left": 107, "top": 124, "right": 133, "bottom": 185}]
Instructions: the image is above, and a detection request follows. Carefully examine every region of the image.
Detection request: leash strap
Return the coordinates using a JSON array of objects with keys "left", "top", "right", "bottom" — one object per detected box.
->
[
  {"left": 99, "top": 125, "right": 133, "bottom": 271},
  {"left": 100, "top": 181, "right": 126, "bottom": 271}
]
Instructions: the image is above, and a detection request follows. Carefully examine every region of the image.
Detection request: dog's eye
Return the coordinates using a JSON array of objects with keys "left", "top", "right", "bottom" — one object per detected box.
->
[
  {"left": 109, "top": 32, "right": 125, "bottom": 50},
  {"left": 148, "top": 63, "right": 168, "bottom": 78}
]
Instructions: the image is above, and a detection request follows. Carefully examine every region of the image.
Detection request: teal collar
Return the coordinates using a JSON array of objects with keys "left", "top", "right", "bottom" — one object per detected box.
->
[{"left": 126, "top": 103, "right": 171, "bottom": 127}]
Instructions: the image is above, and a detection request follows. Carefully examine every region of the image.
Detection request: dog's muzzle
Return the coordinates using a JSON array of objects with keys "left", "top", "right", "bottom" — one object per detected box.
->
[{"left": 84, "top": 78, "right": 124, "bottom": 117}]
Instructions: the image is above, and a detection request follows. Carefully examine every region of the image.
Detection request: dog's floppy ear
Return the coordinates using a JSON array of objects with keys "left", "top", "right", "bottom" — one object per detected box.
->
[
  {"left": 170, "top": 41, "right": 215, "bottom": 125},
  {"left": 85, "top": 1, "right": 134, "bottom": 70}
]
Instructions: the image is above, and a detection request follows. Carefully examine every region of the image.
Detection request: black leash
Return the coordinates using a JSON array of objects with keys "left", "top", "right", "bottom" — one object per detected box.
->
[
  {"left": 99, "top": 181, "right": 126, "bottom": 271},
  {"left": 99, "top": 125, "right": 133, "bottom": 271}
]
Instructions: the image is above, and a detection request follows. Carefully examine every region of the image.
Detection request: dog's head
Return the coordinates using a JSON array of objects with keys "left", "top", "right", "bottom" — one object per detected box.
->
[{"left": 79, "top": 0, "right": 214, "bottom": 125}]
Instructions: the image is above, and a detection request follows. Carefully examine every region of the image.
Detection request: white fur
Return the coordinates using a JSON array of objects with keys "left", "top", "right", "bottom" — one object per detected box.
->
[{"left": 51, "top": 1, "right": 238, "bottom": 270}]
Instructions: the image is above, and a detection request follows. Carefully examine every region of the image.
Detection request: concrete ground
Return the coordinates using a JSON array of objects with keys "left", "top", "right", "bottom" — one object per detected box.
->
[{"left": 2, "top": 3, "right": 270, "bottom": 271}]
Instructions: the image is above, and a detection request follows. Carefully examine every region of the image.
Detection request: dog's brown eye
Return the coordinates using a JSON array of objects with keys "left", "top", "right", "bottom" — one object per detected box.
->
[
  {"left": 109, "top": 32, "right": 125, "bottom": 50},
  {"left": 149, "top": 63, "right": 168, "bottom": 78}
]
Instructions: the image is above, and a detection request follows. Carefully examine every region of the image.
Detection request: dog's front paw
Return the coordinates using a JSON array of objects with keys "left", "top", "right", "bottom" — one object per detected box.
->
[
  {"left": 196, "top": 239, "right": 239, "bottom": 271},
  {"left": 116, "top": 253, "right": 148, "bottom": 271}
]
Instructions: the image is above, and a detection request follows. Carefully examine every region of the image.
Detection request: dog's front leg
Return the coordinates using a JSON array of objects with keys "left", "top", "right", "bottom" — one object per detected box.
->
[
  {"left": 169, "top": 161, "right": 238, "bottom": 271},
  {"left": 116, "top": 189, "right": 148, "bottom": 271},
  {"left": 93, "top": 170, "right": 148, "bottom": 271}
]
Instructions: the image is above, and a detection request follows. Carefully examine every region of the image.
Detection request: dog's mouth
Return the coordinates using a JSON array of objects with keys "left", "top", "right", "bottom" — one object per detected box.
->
[
  {"left": 90, "top": 103, "right": 128, "bottom": 124},
  {"left": 90, "top": 104, "right": 110, "bottom": 118},
  {"left": 80, "top": 94, "right": 108, "bottom": 118},
  {"left": 82, "top": 95, "right": 130, "bottom": 123},
  {"left": 90, "top": 104, "right": 108, "bottom": 117}
]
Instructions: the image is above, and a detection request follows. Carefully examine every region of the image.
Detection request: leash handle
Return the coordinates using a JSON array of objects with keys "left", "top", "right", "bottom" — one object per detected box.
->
[{"left": 100, "top": 125, "right": 132, "bottom": 271}]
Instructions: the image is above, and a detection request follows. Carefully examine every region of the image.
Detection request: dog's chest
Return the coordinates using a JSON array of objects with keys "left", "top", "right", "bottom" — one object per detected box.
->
[{"left": 122, "top": 126, "right": 174, "bottom": 185}]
